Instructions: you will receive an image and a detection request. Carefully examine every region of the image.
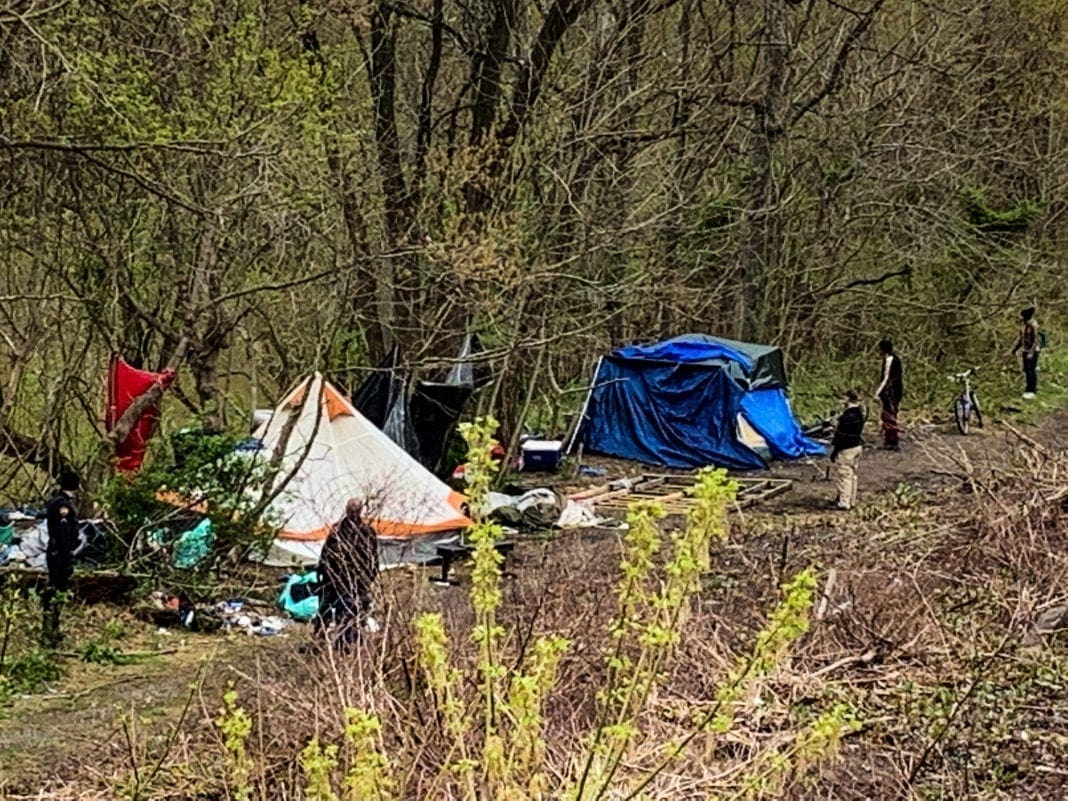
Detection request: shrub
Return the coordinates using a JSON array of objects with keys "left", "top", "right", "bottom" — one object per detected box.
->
[
  {"left": 207, "top": 418, "right": 855, "bottom": 799},
  {"left": 101, "top": 430, "right": 276, "bottom": 577}
]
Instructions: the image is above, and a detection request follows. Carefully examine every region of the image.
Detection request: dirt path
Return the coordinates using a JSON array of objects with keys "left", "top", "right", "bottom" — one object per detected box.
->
[
  {"left": 756, "top": 408, "right": 1068, "bottom": 513},
  {"left": 0, "top": 622, "right": 297, "bottom": 796}
]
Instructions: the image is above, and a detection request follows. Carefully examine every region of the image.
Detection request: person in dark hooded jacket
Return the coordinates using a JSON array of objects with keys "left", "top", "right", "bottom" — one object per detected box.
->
[
  {"left": 42, "top": 471, "right": 81, "bottom": 646},
  {"left": 314, "top": 498, "right": 378, "bottom": 649}
]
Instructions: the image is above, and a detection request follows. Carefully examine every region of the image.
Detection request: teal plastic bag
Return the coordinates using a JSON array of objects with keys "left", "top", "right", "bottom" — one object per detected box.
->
[
  {"left": 0, "top": 523, "right": 13, "bottom": 547},
  {"left": 173, "top": 519, "right": 214, "bottom": 569},
  {"left": 279, "top": 572, "right": 320, "bottom": 621}
]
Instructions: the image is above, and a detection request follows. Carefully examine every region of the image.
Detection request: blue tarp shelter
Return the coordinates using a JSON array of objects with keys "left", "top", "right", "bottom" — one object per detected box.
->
[{"left": 581, "top": 334, "right": 824, "bottom": 470}]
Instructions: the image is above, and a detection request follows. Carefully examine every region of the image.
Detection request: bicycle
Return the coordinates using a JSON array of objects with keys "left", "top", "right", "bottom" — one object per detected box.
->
[
  {"left": 802, "top": 409, "right": 838, "bottom": 441},
  {"left": 951, "top": 368, "right": 983, "bottom": 435}
]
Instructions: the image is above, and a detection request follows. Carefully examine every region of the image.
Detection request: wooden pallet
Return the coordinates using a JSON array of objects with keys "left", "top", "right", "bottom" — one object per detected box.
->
[{"left": 574, "top": 474, "right": 792, "bottom": 515}]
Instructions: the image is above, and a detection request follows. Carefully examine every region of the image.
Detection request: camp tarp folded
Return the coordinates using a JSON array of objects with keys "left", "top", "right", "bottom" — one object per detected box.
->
[{"left": 740, "top": 388, "right": 826, "bottom": 459}]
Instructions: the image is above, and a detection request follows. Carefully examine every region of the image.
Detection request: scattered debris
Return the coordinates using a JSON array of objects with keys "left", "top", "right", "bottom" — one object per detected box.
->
[
  {"left": 136, "top": 593, "right": 291, "bottom": 637},
  {"left": 486, "top": 488, "right": 605, "bottom": 530}
]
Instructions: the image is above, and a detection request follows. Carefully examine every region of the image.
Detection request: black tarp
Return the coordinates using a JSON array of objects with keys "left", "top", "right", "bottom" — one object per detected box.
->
[
  {"left": 352, "top": 346, "right": 422, "bottom": 459},
  {"left": 410, "top": 382, "right": 474, "bottom": 471},
  {"left": 351, "top": 346, "right": 403, "bottom": 428},
  {"left": 350, "top": 336, "right": 492, "bottom": 471}
]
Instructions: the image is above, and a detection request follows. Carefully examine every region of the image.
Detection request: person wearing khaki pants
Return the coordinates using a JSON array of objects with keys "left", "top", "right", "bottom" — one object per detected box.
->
[
  {"left": 834, "top": 444, "right": 862, "bottom": 510},
  {"left": 829, "top": 390, "right": 866, "bottom": 511}
]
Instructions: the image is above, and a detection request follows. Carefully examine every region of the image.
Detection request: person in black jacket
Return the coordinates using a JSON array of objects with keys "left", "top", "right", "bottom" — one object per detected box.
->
[
  {"left": 830, "top": 391, "right": 865, "bottom": 511},
  {"left": 1011, "top": 306, "right": 1040, "bottom": 399},
  {"left": 314, "top": 498, "right": 379, "bottom": 650},
  {"left": 42, "top": 471, "right": 81, "bottom": 646},
  {"left": 874, "top": 339, "right": 903, "bottom": 451}
]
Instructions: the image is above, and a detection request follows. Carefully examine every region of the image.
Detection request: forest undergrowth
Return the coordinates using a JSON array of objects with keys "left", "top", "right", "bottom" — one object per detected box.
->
[{"left": 1, "top": 415, "right": 1065, "bottom": 800}]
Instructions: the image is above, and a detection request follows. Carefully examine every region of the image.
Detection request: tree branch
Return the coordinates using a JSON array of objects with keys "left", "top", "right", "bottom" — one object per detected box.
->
[
  {"left": 821, "top": 265, "right": 913, "bottom": 299},
  {"left": 791, "top": 0, "right": 887, "bottom": 126},
  {"left": 106, "top": 338, "right": 188, "bottom": 449}
]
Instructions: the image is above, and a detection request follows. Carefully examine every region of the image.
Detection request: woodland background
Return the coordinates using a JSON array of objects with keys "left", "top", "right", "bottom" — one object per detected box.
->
[{"left": 1, "top": 0, "right": 1065, "bottom": 491}]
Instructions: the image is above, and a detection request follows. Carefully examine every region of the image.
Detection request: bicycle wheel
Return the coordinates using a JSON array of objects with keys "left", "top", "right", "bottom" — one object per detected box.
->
[
  {"left": 954, "top": 395, "right": 969, "bottom": 435},
  {"left": 971, "top": 392, "right": 983, "bottom": 429}
]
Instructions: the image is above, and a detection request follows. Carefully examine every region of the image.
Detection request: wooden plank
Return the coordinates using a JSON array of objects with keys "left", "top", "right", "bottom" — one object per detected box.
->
[
  {"left": 643, "top": 473, "right": 697, "bottom": 484},
  {"left": 590, "top": 475, "right": 792, "bottom": 514},
  {"left": 652, "top": 491, "right": 685, "bottom": 503},
  {"left": 754, "top": 483, "right": 792, "bottom": 501},
  {"left": 569, "top": 484, "right": 611, "bottom": 501}
]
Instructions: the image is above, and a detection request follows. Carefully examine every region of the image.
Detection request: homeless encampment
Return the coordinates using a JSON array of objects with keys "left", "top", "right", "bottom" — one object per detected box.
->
[
  {"left": 580, "top": 334, "right": 824, "bottom": 469},
  {"left": 251, "top": 374, "right": 471, "bottom": 567}
]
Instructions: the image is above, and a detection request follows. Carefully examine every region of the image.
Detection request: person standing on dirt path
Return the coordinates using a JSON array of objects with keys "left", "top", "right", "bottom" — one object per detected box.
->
[
  {"left": 1011, "top": 306, "right": 1041, "bottom": 399},
  {"left": 874, "top": 339, "right": 903, "bottom": 451},
  {"left": 314, "top": 498, "right": 379, "bottom": 650},
  {"left": 42, "top": 471, "right": 81, "bottom": 647},
  {"left": 829, "top": 390, "right": 865, "bottom": 511}
]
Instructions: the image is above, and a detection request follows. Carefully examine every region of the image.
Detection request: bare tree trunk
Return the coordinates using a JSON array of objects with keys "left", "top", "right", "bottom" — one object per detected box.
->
[
  {"left": 736, "top": 0, "right": 789, "bottom": 342},
  {"left": 360, "top": 2, "right": 414, "bottom": 356}
]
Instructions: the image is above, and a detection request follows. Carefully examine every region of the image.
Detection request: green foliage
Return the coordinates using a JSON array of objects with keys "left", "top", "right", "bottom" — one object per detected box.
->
[
  {"left": 0, "top": 649, "right": 61, "bottom": 697},
  {"left": 78, "top": 642, "right": 134, "bottom": 666},
  {"left": 75, "top": 622, "right": 143, "bottom": 666},
  {"left": 35, "top": 0, "right": 337, "bottom": 148},
  {"left": 215, "top": 685, "right": 254, "bottom": 801},
  {"left": 0, "top": 586, "right": 61, "bottom": 703},
  {"left": 457, "top": 416, "right": 501, "bottom": 522},
  {"left": 710, "top": 570, "right": 819, "bottom": 736},
  {"left": 100, "top": 430, "right": 276, "bottom": 573},
  {"left": 741, "top": 703, "right": 861, "bottom": 797},
  {"left": 342, "top": 709, "right": 395, "bottom": 800},
  {"left": 413, "top": 612, "right": 473, "bottom": 782},
  {"left": 960, "top": 188, "right": 1044, "bottom": 234},
  {"left": 891, "top": 482, "right": 924, "bottom": 509},
  {"left": 300, "top": 737, "right": 340, "bottom": 801}
]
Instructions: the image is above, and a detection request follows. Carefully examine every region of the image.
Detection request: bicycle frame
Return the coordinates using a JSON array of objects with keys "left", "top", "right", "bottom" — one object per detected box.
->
[
  {"left": 958, "top": 374, "right": 973, "bottom": 412},
  {"left": 951, "top": 368, "right": 981, "bottom": 434}
]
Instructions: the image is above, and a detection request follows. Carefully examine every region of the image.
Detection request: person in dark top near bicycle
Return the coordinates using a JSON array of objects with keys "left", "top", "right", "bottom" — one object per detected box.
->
[
  {"left": 874, "top": 339, "right": 903, "bottom": 451},
  {"left": 1011, "top": 306, "right": 1040, "bottom": 399},
  {"left": 42, "top": 471, "right": 81, "bottom": 647},
  {"left": 830, "top": 390, "right": 865, "bottom": 511}
]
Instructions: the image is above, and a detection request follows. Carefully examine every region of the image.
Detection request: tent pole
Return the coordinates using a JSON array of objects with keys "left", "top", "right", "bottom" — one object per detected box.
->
[{"left": 566, "top": 356, "right": 603, "bottom": 456}]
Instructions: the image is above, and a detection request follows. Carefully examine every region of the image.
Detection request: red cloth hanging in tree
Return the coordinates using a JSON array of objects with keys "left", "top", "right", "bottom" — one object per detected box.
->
[{"left": 106, "top": 356, "right": 177, "bottom": 473}]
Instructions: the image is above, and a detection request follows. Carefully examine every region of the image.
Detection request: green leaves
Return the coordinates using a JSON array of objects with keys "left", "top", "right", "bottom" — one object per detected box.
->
[
  {"left": 960, "top": 188, "right": 1044, "bottom": 234},
  {"left": 216, "top": 685, "right": 254, "bottom": 801}
]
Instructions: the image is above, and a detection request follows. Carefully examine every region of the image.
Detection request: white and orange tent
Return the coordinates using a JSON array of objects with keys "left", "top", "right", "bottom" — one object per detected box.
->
[{"left": 253, "top": 373, "right": 470, "bottom": 566}]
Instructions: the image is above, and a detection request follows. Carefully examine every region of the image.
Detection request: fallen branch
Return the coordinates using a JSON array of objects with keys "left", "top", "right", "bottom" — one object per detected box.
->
[{"left": 810, "top": 648, "right": 877, "bottom": 678}]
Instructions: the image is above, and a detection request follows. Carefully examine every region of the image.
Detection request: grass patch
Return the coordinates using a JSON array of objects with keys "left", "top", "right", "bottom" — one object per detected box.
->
[
  {"left": 790, "top": 329, "right": 1068, "bottom": 426},
  {"left": 0, "top": 649, "right": 61, "bottom": 698}
]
